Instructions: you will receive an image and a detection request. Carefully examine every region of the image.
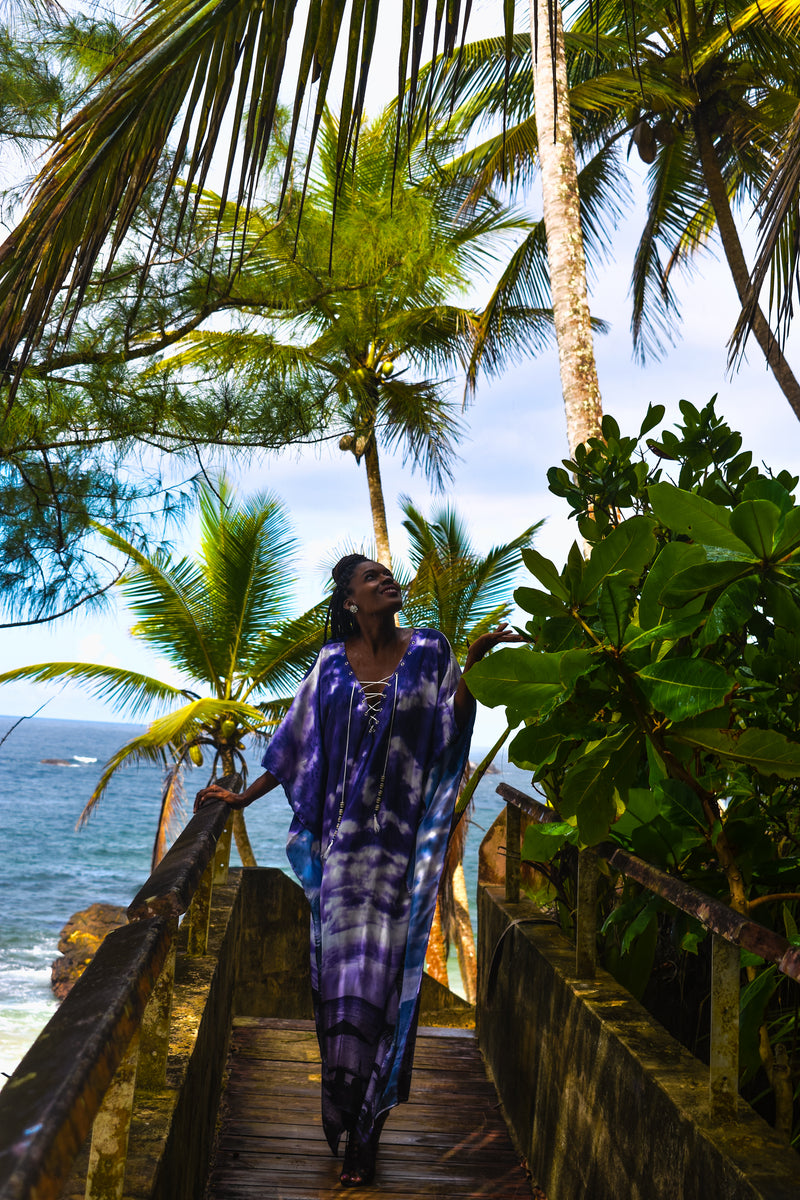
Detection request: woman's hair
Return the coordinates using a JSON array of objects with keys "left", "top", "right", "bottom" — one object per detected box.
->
[{"left": 324, "top": 553, "right": 369, "bottom": 642}]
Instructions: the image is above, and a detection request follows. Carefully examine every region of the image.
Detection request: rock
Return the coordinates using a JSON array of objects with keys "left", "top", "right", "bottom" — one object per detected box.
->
[
  {"left": 467, "top": 759, "right": 500, "bottom": 776},
  {"left": 51, "top": 903, "right": 128, "bottom": 1000}
]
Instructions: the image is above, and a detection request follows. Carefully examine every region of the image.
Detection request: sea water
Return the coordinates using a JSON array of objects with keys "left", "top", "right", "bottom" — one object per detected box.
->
[{"left": 0, "top": 714, "right": 533, "bottom": 1080}]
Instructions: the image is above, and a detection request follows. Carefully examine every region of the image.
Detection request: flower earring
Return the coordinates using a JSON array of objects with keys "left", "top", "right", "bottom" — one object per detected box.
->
[{"left": 348, "top": 603, "right": 359, "bottom": 614}]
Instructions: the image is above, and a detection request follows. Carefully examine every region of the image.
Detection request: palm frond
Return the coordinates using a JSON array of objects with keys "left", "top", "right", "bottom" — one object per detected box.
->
[
  {"left": 0, "top": 661, "right": 187, "bottom": 718},
  {"left": 195, "top": 479, "right": 299, "bottom": 691},
  {"left": 95, "top": 522, "right": 223, "bottom": 691},
  {"left": 242, "top": 601, "right": 327, "bottom": 700},
  {"left": 77, "top": 695, "right": 270, "bottom": 824},
  {"left": 630, "top": 135, "right": 714, "bottom": 362},
  {"left": 399, "top": 496, "right": 540, "bottom": 656},
  {"left": 152, "top": 751, "right": 189, "bottom": 868},
  {"left": 0, "top": 0, "right": 482, "bottom": 377}
]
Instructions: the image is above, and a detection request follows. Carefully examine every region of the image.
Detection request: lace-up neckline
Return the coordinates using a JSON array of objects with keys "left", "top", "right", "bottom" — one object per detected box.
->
[{"left": 359, "top": 674, "right": 394, "bottom": 732}]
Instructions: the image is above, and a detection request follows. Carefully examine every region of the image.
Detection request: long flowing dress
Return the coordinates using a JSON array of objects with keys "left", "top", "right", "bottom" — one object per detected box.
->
[{"left": 261, "top": 627, "right": 473, "bottom": 1152}]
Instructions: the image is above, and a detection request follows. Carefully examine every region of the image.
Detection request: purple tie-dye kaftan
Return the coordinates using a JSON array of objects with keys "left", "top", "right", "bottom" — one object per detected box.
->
[{"left": 261, "top": 628, "right": 473, "bottom": 1152}]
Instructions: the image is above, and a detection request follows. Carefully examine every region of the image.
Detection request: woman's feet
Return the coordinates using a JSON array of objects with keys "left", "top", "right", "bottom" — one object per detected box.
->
[{"left": 340, "top": 1122, "right": 382, "bottom": 1188}]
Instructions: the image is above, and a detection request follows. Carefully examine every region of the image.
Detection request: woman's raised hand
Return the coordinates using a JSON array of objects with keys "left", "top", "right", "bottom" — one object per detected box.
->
[{"left": 464, "top": 623, "right": 527, "bottom": 670}]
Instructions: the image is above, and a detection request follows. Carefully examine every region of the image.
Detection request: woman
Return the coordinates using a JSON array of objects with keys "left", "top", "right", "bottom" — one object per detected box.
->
[{"left": 195, "top": 554, "right": 519, "bottom": 1186}]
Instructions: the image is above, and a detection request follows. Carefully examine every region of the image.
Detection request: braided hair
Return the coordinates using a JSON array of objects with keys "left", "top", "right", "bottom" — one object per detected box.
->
[{"left": 324, "top": 553, "right": 370, "bottom": 643}]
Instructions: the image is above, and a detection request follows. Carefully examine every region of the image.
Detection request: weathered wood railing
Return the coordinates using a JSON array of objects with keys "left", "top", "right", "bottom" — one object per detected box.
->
[
  {"left": 498, "top": 781, "right": 800, "bottom": 1121},
  {"left": 0, "top": 798, "right": 234, "bottom": 1200}
]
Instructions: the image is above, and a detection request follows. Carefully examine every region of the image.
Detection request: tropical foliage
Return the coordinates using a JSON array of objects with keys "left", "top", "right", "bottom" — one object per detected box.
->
[
  {"left": 155, "top": 104, "right": 548, "bottom": 567},
  {"left": 0, "top": 479, "right": 325, "bottom": 866},
  {"left": 430, "top": 2, "right": 800, "bottom": 414},
  {"left": 0, "top": 0, "right": 512, "bottom": 375},
  {"left": 466, "top": 399, "right": 800, "bottom": 1136}
]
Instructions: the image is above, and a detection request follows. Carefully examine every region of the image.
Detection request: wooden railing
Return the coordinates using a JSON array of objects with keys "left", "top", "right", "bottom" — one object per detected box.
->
[
  {"left": 0, "top": 798, "right": 234, "bottom": 1200},
  {"left": 498, "top": 781, "right": 800, "bottom": 1121}
]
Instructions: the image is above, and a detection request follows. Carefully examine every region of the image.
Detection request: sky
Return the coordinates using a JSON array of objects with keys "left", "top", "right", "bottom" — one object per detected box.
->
[{"left": 2, "top": 1, "right": 800, "bottom": 748}]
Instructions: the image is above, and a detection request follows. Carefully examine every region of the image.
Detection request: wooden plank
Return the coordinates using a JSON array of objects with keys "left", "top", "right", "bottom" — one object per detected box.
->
[{"left": 206, "top": 1017, "right": 539, "bottom": 1200}]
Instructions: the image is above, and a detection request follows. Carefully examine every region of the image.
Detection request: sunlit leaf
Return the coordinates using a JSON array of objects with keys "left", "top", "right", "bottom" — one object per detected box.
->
[
  {"left": 637, "top": 657, "right": 733, "bottom": 720},
  {"left": 649, "top": 483, "right": 753, "bottom": 554}
]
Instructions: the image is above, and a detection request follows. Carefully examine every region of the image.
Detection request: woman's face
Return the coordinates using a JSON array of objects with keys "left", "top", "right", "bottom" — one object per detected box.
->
[{"left": 346, "top": 560, "right": 403, "bottom": 615}]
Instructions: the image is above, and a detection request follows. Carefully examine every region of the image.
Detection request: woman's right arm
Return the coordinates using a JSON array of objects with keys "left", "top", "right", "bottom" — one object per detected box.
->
[{"left": 193, "top": 770, "right": 279, "bottom": 813}]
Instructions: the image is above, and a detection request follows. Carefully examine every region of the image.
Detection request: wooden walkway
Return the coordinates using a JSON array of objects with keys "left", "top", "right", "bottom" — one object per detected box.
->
[{"left": 206, "top": 1017, "right": 536, "bottom": 1200}]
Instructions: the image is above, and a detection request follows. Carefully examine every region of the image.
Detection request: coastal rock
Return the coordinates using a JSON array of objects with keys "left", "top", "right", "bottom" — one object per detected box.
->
[{"left": 51, "top": 903, "right": 128, "bottom": 1000}]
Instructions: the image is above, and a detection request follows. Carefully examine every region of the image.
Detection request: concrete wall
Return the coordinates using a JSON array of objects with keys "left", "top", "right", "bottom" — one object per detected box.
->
[{"left": 478, "top": 884, "right": 799, "bottom": 1200}]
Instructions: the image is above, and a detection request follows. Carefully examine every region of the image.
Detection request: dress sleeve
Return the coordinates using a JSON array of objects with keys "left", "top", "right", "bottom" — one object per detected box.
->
[
  {"left": 430, "top": 633, "right": 470, "bottom": 762},
  {"left": 261, "top": 649, "right": 327, "bottom": 831}
]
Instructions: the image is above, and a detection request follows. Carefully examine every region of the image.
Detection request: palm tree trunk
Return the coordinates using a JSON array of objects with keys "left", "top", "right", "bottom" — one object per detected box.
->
[
  {"left": 425, "top": 899, "right": 450, "bottom": 986},
  {"left": 529, "top": 0, "right": 603, "bottom": 457},
  {"left": 232, "top": 809, "right": 257, "bottom": 868},
  {"left": 694, "top": 113, "right": 800, "bottom": 421},
  {"left": 450, "top": 861, "right": 477, "bottom": 1004},
  {"left": 363, "top": 434, "right": 393, "bottom": 569},
  {"left": 220, "top": 747, "right": 258, "bottom": 868}
]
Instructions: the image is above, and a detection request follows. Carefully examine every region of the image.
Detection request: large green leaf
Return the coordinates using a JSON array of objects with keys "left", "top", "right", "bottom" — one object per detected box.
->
[
  {"left": 559, "top": 726, "right": 641, "bottom": 845},
  {"left": 515, "top": 585, "right": 568, "bottom": 618},
  {"left": 580, "top": 516, "right": 657, "bottom": 604},
  {"left": 611, "top": 785, "right": 706, "bottom": 868},
  {"left": 598, "top": 572, "right": 637, "bottom": 646},
  {"left": 669, "top": 723, "right": 800, "bottom": 778},
  {"left": 521, "top": 820, "right": 577, "bottom": 865},
  {"left": 637, "top": 657, "right": 733, "bottom": 720},
  {"left": 699, "top": 577, "right": 759, "bottom": 646},
  {"left": 509, "top": 723, "right": 564, "bottom": 770},
  {"left": 658, "top": 560, "right": 754, "bottom": 607},
  {"left": 521, "top": 547, "right": 569, "bottom": 601},
  {"left": 621, "top": 612, "right": 706, "bottom": 654},
  {"left": 774, "top": 506, "right": 800, "bottom": 555},
  {"left": 638, "top": 542, "right": 707, "bottom": 630},
  {"left": 465, "top": 646, "right": 596, "bottom": 717},
  {"left": 648, "top": 483, "right": 752, "bottom": 554},
  {"left": 729, "top": 500, "right": 782, "bottom": 559}
]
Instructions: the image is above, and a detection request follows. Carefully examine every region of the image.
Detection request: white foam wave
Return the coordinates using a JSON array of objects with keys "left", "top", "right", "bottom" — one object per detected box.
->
[{"left": 73, "top": 755, "right": 97, "bottom": 763}]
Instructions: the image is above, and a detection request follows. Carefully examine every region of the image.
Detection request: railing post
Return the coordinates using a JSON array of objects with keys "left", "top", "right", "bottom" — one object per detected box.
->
[
  {"left": 576, "top": 849, "right": 598, "bottom": 979},
  {"left": 186, "top": 855, "right": 215, "bottom": 956},
  {"left": 84, "top": 1030, "right": 140, "bottom": 1200},
  {"left": 710, "top": 933, "right": 740, "bottom": 1119},
  {"left": 505, "top": 801, "right": 521, "bottom": 903},
  {"left": 213, "top": 815, "right": 233, "bottom": 885},
  {"left": 136, "top": 924, "right": 177, "bottom": 1090}
]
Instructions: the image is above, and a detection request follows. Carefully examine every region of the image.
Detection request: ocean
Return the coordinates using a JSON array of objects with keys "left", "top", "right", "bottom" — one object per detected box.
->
[{"left": 0, "top": 714, "right": 531, "bottom": 1081}]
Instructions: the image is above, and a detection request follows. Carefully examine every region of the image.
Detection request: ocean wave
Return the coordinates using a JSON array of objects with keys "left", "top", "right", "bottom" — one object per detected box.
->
[{"left": 73, "top": 755, "right": 97, "bottom": 764}]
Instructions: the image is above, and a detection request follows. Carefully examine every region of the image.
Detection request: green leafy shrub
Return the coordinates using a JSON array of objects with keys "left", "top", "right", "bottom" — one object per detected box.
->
[{"left": 467, "top": 400, "right": 800, "bottom": 1137}]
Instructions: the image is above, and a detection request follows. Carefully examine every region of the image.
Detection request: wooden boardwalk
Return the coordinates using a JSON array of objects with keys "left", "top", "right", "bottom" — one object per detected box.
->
[{"left": 206, "top": 1017, "right": 536, "bottom": 1200}]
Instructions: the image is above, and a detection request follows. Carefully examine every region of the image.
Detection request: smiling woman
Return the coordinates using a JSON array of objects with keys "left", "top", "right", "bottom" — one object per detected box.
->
[{"left": 195, "top": 551, "right": 521, "bottom": 1185}]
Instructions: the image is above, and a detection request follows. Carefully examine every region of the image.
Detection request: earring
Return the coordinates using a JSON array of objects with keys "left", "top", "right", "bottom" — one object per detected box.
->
[{"left": 348, "top": 603, "right": 359, "bottom": 614}]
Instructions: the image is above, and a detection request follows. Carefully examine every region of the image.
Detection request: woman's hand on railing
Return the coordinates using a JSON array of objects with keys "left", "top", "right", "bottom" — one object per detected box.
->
[
  {"left": 193, "top": 783, "right": 250, "bottom": 812},
  {"left": 193, "top": 770, "right": 279, "bottom": 814}
]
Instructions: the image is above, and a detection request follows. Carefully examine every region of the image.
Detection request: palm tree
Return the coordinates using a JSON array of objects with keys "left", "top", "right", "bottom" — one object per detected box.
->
[
  {"left": 158, "top": 104, "right": 550, "bottom": 568},
  {"left": 400, "top": 497, "right": 541, "bottom": 1001},
  {"left": 434, "top": 2, "right": 800, "bottom": 417},
  {"left": 0, "top": 0, "right": 520, "bottom": 386},
  {"left": 728, "top": 0, "right": 800, "bottom": 361},
  {"left": 0, "top": 479, "right": 325, "bottom": 867},
  {"left": 528, "top": 0, "right": 603, "bottom": 455}
]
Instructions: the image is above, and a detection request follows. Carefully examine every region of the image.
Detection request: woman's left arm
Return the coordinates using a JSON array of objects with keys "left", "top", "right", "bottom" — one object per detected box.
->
[{"left": 454, "top": 623, "right": 527, "bottom": 729}]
